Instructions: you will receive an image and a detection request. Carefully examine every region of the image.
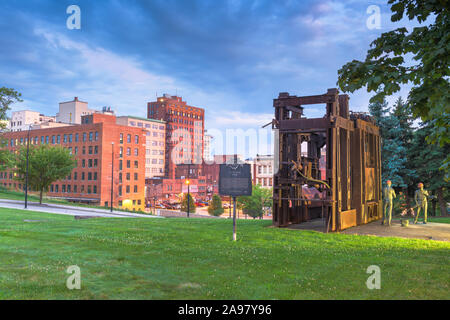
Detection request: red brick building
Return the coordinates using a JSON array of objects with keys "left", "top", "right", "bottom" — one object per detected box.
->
[
  {"left": 0, "top": 113, "right": 146, "bottom": 211},
  {"left": 147, "top": 94, "right": 205, "bottom": 179}
]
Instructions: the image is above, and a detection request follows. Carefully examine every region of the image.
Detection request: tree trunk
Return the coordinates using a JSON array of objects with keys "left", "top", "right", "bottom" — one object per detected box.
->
[
  {"left": 437, "top": 187, "right": 448, "bottom": 217},
  {"left": 432, "top": 199, "right": 436, "bottom": 217},
  {"left": 39, "top": 189, "right": 43, "bottom": 204}
]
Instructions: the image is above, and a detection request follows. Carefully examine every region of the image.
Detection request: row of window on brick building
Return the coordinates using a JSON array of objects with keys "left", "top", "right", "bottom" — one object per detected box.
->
[{"left": 7, "top": 131, "right": 100, "bottom": 147}]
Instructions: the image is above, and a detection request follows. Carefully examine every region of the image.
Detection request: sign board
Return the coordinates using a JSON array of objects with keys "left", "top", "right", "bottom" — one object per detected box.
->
[{"left": 219, "top": 163, "right": 252, "bottom": 197}]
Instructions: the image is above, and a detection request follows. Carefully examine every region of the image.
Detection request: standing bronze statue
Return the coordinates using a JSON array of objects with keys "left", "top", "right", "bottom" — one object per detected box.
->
[
  {"left": 382, "top": 180, "right": 396, "bottom": 226},
  {"left": 414, "top": 182, "right": 429, "bottom": 224}
]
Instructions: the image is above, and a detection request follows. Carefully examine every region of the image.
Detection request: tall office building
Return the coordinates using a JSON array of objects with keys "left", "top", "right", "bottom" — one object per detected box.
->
[{"left": 147, "top": 94, "right": 204, "bottom": 179}]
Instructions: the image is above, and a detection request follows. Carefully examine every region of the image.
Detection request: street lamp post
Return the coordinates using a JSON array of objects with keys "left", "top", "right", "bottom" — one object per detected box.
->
[
  {"left": 186, "top": 162, "right": 191, "bottom": 218},
  {"left": 24, "top": 125, "right": 31, "bottom": 209},
  {"left": 110, "top": 142, "right": 114, "bottom": 212}
]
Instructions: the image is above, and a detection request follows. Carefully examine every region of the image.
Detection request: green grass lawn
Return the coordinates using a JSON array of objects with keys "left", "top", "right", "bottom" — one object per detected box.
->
[{"left": 0, "top": 208, "right": 449, "bottom": 300}]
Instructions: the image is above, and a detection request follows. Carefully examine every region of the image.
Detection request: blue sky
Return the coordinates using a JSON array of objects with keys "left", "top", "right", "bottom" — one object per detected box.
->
[{"left": 0, "top": 0, "right": 421, "bottom": 157}]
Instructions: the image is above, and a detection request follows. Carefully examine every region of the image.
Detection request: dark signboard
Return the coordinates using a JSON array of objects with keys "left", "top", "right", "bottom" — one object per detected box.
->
[{"left": 219, "top": 163, "right": 252, "bottom": 197}]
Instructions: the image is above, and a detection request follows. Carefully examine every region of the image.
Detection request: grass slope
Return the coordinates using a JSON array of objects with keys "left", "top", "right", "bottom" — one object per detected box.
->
[{"left": 0, "top": 208, "right": 449, "bottom": 300}]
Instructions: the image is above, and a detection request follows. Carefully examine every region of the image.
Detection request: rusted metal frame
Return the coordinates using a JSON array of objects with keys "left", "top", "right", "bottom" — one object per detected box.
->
[{"left": 274, "top": 94, "right": 337, "bottom": 108}]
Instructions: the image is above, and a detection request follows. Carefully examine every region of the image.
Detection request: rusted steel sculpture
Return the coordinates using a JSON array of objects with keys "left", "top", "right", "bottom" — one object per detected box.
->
[{"left": 272, "top": 88, "right": 382, "bottom": 231}]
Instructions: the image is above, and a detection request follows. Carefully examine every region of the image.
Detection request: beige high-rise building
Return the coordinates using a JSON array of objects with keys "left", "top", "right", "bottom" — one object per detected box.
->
[
  {"left": 203, "top": 130, "right": 213, "bottom": 162},
  {"left": 116, "top": 116, "right": 166, "bottom": 179},
  {"left": 56, "top": 97, "right": 94, "bottom": 124}
]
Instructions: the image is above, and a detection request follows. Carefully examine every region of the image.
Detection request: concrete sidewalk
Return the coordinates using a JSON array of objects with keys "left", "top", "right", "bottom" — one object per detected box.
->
[{"left": 0, "top": 198, "right": 162, "bottom": 219}]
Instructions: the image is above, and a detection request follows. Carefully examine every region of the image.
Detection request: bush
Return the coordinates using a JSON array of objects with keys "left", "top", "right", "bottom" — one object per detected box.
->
[
  {"left": 208, "top": 194, "right": 224, "bottom": 216},
  {"left": 181, "top": 193, "right": 196, "bottom": 214}
]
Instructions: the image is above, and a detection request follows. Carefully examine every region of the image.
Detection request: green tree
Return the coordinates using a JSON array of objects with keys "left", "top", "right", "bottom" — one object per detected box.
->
[
  {"left": 238, "top": 185, "right": 272, "bottom": 219},
  {"left": 14, "top": 144, "right": 76, "bottom": 204},
  {"left": 369, "top": 99, "right": 408, "bottom": 187},
  {"left": 0, "top": 87, "right": 22, "bottom": 170},
  {"left": 409, "top": 121, "right": 449, "bottom": 216},
  {"left": 181, "top": 193, "right": 196, "bottom": 214},
  {"left": 208, "top": 194, "right": 224, "bottom": 217},
  {"left": 338, "top": 0, "right": 450, "bottom": 177}
]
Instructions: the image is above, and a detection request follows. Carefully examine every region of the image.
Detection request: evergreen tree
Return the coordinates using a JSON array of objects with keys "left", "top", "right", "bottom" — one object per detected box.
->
[
  {"left": 181, "top": 193, "right": 196, "bottom": 214},
  {"left": 208, "top": 194, "right": 224, "bottom": 217},
  {"left": 409, "top": 122, "right": 449, "bottom": 216},
  {"left": 369, "top": 99, "right": 408, "bottom": 187}
]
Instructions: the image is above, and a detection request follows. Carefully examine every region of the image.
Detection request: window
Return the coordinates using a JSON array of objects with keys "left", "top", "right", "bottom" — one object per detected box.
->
[
  {"left": 120, "top": 133, "right": 123, "bottom": 144},
  {"left": 83, "top": 133, "right": 87, "bottom": 142},
  {"left": 82, "top": 159, "right": 86, "bottom": 168},
  {"left": 74, "top": 172, "right": 77, "bottom": 180},
  {"left": 94, "top": 146, "right": 98, "bottom": 154},
  {"left": 88, "top": 159, "right": 93, "bottom": 168},
  {"left": 88, "top": 172, "right": 92, "bottom": 181},
  {"left": 89, "top": 146, "right": 93, "bottom": 154},
  {"left": 75, "top": 133, "right": 79, "bottom": 142},
  {"left": 126, "top": 173, "right": 130, "bottom": 181},
  {"left": 134, "top": 185, "right": 138, "bottom": 193},
  {"left": 93, "top": 185, "right": 97, "bottom": 194},
  {"left": 69, "top": 134, "right": 73, "bottom": 143},
  {"left": 119, "top": 160, "right": 123, "bottom": 170},
  {"left": 135, "top": 135, "right": 139, "bottom": 144},
  {"left": 52, "top": 135, "right": 55, "bottom": 144},
  {"left": 95, "top": 131, "right": 98, "bottom": 141},
  {"left": 118, "top": 186, "right": 122, "bottom": 196},
  {"left": 127, "top": 147, "right": 131, "bottom": 156},
  {"left": 94, "top": 159, "right": 98, "bottom": 167},
  {"left": 89, "top": 132, "right": 93, "bottom": 141},
  {"left": 63, "top": 134, "right": 67, "bottom": 143},
  {"left": 82, "top": 146, "right": 86, "bottom": 155},
  {"left": 134, "top": 161, "right": 138, "bottom": 169},
  {"left": 134, "top": 148, "right": 138, "bottom": 156},
  {"left": 127, "top": 134, "right": 131, "bottom": 143},
  {"left": 119, "top": 173, "right": 122, "bottom": 183},
  {"left": 81, "top": 172, "right": 85, "bottom": 180},
  {"left": 134, "top": 173, "right": 138, "bottom": 180},
  {"left": 94, "top": 172, "right": 97, "bottom": 180},
  {"left": 57, "top": 135, "right": 60, "bottom": 144},
  {"left": 127, "top": 160, "right": 130, "bottom": 168},
  {"left": 126, "top": 185, "right": 130, "bottom": 194},
  {"left": 74, "top": 185, "right": 77, "bottom": 193}
]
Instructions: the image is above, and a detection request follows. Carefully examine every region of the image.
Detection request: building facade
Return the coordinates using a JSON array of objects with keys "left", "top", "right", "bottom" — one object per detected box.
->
[
  {"left": 9, "top": 110, "right": 56, "bottom": 132},
  {"left": 116, "top": 116, "right": 166, "bottom": 179},
  {"left": 249, "top": 154, "right": 274, "bottom": 188},
  {"left": 147, "top": 94, "right": 205, "bottom": 179},
  {"left": 203, "top": 130, "right": 213, "bottom": 162},
  {"left": 0, "top": 113, "right": 146, "bottom": 211},
  {"left": 56, "top": 97, "right": 94, "bottom": 124}
]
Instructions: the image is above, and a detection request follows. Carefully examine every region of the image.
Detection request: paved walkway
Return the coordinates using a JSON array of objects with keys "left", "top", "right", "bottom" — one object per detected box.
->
[
  {"left": 289, "top": 218, "right": 450, "bottom": 241},
  {"left": 342, "top": 220, "right": 450, "bottom": 242},
  {"left": 0, "top": 199, "right": 161, "bottom": 219}
]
